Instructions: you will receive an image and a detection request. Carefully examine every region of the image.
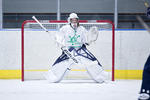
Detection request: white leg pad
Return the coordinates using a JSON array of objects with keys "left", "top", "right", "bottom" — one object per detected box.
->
[
  {"left": 45, "top": 60, "right": 73, "bottom": 83},
  {"left": 95, "top": 70, "right": 110, "bottom": 83},
  {"left": 45, "top": 70, "right": 59, "bottom": 83},
  {"left": 86, "top": 62, "right": 110, "bottom": 83}
]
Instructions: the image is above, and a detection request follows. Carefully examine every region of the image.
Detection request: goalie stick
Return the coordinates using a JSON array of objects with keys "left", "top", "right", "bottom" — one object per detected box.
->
[
  {"left": 61, "top": 47, "right": 78, "bottom": 63},
  {"left": 32, "top": 16, "right": 79, "bottom": 64},
  {"left": 32, "top": 16, "right": 49, "bottom": 32}
]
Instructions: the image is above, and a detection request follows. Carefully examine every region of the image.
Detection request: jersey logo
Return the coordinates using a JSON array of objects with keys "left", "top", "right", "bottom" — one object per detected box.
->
[{"left": 67, "top": 31, "right": 81, "bottom": 47}]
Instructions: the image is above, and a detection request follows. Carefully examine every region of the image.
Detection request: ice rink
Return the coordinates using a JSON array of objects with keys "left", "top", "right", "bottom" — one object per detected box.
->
[{"left": 0, "top": 79, "right": 141, "bottom": 100}]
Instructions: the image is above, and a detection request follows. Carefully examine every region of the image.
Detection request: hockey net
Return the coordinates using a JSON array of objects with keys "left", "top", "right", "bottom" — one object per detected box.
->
[{"left": 21, "top": 20, "right": 115, "bottom": 81}]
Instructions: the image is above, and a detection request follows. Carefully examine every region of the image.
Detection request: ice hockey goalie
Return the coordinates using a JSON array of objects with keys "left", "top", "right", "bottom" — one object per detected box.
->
[{"left": 44, "top": 13, "right": 110, "bottom": 83}]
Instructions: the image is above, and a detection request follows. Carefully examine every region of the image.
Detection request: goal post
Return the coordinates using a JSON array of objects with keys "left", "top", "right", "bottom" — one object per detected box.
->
[{"left": 21, "top": 20, "right": 115, "bottom": 81}]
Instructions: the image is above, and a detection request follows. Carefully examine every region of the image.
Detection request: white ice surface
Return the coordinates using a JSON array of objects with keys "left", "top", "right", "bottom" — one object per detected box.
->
[{"left": 0, "top": 79, "right": 141, "bottom": 100}]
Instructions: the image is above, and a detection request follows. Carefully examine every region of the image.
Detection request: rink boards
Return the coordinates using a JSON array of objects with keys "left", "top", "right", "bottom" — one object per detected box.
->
[{"left": 0, "top": 29, "right": 150, "bottom": 80}]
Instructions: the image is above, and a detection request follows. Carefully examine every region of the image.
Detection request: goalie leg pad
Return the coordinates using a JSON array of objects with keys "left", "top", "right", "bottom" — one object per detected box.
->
[
  {"left": 85, "top": 60, "right": 110, "bottom": 83},
  {"left": 45, "top": 70, "right": 60, "bottom": 83},
  {"left": 94, "top": 70, "right": 111, "bottom": 83},
  {"left": 45, "top": 60, "right": 73, "bottom": 83}
]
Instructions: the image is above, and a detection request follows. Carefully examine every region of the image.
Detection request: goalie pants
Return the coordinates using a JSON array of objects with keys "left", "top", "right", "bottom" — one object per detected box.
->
[
  {"left": 140, "top": 55, "right": 150, "bottom": 96},
  {"left": 46, "top": 45, "right": 108, "bottom": 83}
]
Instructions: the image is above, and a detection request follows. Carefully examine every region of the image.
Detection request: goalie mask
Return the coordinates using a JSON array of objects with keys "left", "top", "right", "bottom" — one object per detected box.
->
[{"left": 68, "top": 13, "right": 79, "bottom": 29}]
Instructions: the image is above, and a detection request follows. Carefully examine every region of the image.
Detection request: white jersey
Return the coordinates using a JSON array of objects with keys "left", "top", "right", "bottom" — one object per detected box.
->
[{"left": 58, "top": 24, "right": 88, "bottom": 48}]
